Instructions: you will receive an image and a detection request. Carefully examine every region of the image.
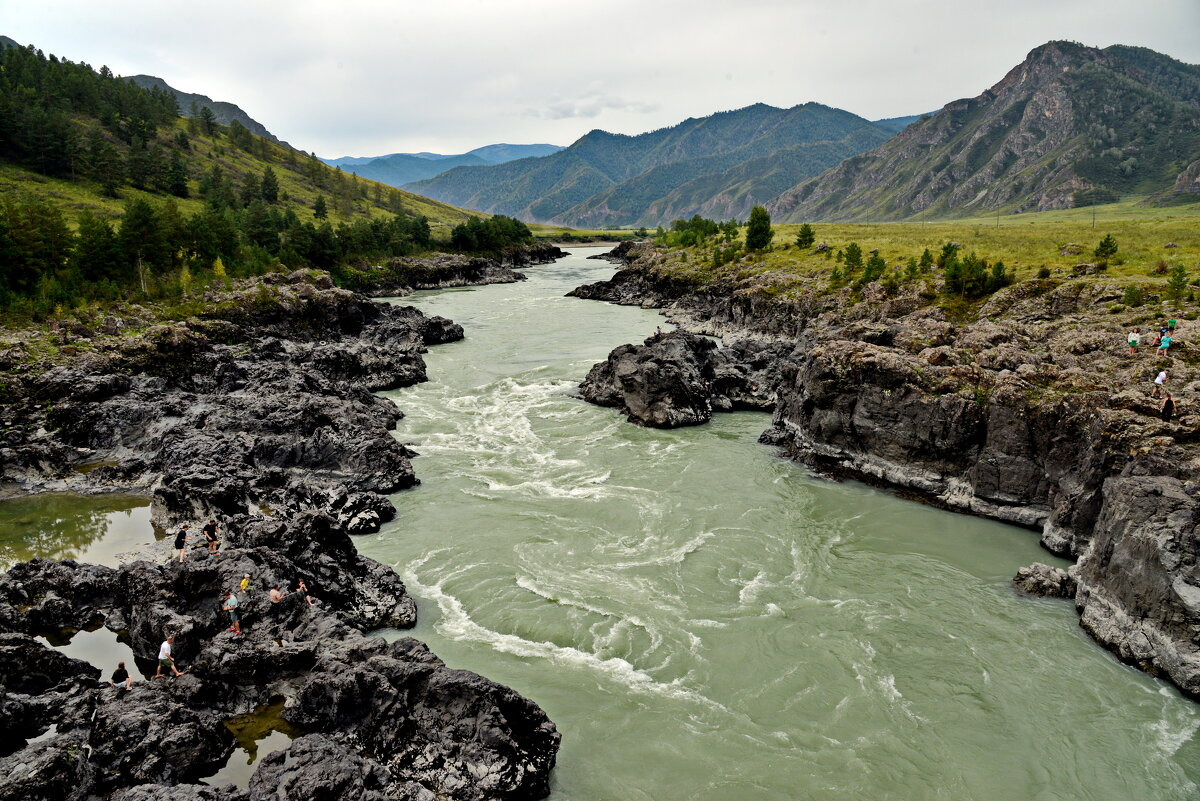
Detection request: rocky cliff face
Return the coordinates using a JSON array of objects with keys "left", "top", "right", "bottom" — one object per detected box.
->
[
  {"left": 349, "top": 245, "right": 566, "bottom": 297},
  {"left": 768, "top": 42, "right": 1200, "bottom": 221},
  {"left": 0, "top": 270, "right": 560, "bottom": 798},
  {"left": 573, "top": 243, "right": 1200, "bottom": 700}
]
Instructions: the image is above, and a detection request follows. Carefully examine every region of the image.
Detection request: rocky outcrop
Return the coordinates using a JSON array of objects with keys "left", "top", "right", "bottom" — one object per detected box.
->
[
  {"left": 572, "top": 243, "right": 1200, "bottom": 701},
  {"left": 0, "top": 269, "right": 561, "bottom": 798},
  {"left": 350, "top": 245, "right": 565, "bottom": 297},
  {"left": 579, "top": 332, "right": 789, "bottom": 427},
  {"left": 1013, "top": 562, "right": 1077, "bottom": 598}
]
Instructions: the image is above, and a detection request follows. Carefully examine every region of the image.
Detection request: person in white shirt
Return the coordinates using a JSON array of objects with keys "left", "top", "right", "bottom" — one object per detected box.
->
[{"left": 154, "top": 635, "right": 185, "bottom": 678}]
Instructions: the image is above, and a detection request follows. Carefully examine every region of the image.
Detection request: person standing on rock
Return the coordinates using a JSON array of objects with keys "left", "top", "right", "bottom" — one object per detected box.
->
[
  {"left": 1162, "top": 392, "right": 1176, "bottom": 423},
  {"left": 1127, "top": 327, "right": 1140, "bottom": 356},
  {"left": 224, "top": 591, "right": 242, "bottom": 635},
  {"left": 155, "top": 636, "right": 184, "bottom": 678},
  {"left": 173, "top": 525, "right": 190, "bottom": 563},
  {"left": 202, "top": 520, "right": 220, "bottom": 558},
  {"left": 110, "top": 661, "right": 132, "bottom": 690},
  {"left": 1153, "top": 368, "right": 1170, "bottom": 398},
  {"left": 1159, "top": 331, "right": 1173, "bottom": 356}
]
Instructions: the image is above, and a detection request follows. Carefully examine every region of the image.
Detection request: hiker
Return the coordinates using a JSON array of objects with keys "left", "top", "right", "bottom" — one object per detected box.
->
[
  {"left": 1159, "top": 331, "right": 1173, "bottom": 355},
  {"left": 269, "top": 584, "right": 287, "bottom": 603},
  {"left": 1153, "top": 368, "right": 1170, "bottom": 398},
  {"left": 224, "top": 591, "right": 242, "bottom": 635},
  {"left": 155, "top": 636, "right": 184, "bottom": 678},
  {"left": 202, "top": 519, "right": 220, "bottom": 558},
  {"left": 296, "top": 578, "right": 315, "bottom": 606},
  {"left": 1169, "top": 318, "right": 1178, "bottom": 334},
  {"left": 173, "top": 525, "right": 190, "bottom": 563},
  {"left": 1127, "top": 327, "right": 1140, "bottom": 355},
  {"left": 1162, "top": 392, "right": 1176, "bottom": 423},
  {"left": 110, "top": 661, "right": 132, "bottom": 690},
  {"left": 239, "top": 573, "right": 252, "bottom": 595}
]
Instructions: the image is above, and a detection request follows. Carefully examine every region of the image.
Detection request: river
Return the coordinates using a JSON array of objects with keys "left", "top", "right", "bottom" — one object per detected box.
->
[{"left": 363, "top": 247, "right": 1200, "bottom": 801}]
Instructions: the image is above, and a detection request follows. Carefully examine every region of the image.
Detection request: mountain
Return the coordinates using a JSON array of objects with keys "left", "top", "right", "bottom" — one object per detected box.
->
[
  {"left": 331, "top": 152, "right": 491, "bottom": 187},
  {"left": 124, "top": 74, "right": 290, "bottom": 147},
  {"left": 871, "top": 114, "right": 931, "bottom": 135},
  {"left": 321, "top": 143, "right": 564, "bottom": 187},
  {"left": 769, "top": 42, "right": 1200, "bottom": 222},
  {"left": 467, "top": 143, "right": 564, "bottom": 164},
  {"left": 405, "top": 103, "right": 893, "bottom": 227}
]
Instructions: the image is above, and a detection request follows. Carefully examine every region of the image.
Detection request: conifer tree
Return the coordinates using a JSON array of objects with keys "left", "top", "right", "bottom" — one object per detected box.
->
[{"left": 745, "top": 205, "right": 773, "bottom": 252}]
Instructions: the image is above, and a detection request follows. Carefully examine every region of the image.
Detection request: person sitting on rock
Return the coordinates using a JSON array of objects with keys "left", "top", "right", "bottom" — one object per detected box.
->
[
  {"left": 110, "top": 661, "right": 132, "bottom": 690},
  {"left": 269, "top": 584, "right": 287, "bottom": 603},
  {"left": 1127, "top": 327, "right": 1140, "bottom": 356},
  {"left": 202, "top": 519, "right": 220, "bottom": 558},
  {"left": 173, "top": 525, "right": 190, "bottom": 563},
  {"left": 223, "top": 591, "right": 242, "bottom": 635},
  {"left": 1153, "top": 368, "right": 1170, "bottom": 398},
  {"left": 155, "top": 636, "right": 184, "bottom": 678},
  {"left": 1159, "top": 332, "right": 1173, "bottom": 355},
  {"left": 655, "top": 326, "right": 663, "bottom": 338},
  {"left": 296, "top": 578, "right": 316, "bottom": 606},
  {"left": 240, "top": 573, "right": 252, "bottom": 595},
  {"left": 1162, "top": 392, "right": 1176, "bottom": 423}
]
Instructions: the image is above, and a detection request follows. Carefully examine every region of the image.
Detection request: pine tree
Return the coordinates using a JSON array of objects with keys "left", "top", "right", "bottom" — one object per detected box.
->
[
  {"left": 794, "top": 223, "right": 815, "bottom": 249},
  {"left": 313, "top": 194, "right": 328, "bottom": 220},
  {"left": 260, "top": 167, "right": 279, "bottom": 204},
  {"left": 745, "top": 205, "right": 773, "bottom": 252},
  {"left": 1095, "top": 234, "right": 1119, "bottom": 259},
  {"left": 843, "top": 242, "right": 863, "bottom": 272},
  {"left": 166, "top": 150, "right": 189, "bottom": 198}
]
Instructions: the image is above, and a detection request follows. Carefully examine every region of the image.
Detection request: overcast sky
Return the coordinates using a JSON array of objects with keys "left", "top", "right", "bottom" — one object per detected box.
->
[{"left": 7, "top": 0, "right": 1200, "bottom": 158}]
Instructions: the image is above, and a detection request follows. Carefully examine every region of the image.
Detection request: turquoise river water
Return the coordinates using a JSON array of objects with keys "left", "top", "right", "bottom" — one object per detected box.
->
[
  {"left": 366, "top": 247, "right": 1200, "bottom": 801},
  {"left": 4, "top": 247, "right": 1199, "bottom": 799}
]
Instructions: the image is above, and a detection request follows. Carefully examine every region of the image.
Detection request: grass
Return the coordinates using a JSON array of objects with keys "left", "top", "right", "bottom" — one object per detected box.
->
[
  {"left": 527, "top": 223, "right": 639, "bottom": 241},
  {"left": 0, "top": 118, "right": 480, "bottom": 234}
]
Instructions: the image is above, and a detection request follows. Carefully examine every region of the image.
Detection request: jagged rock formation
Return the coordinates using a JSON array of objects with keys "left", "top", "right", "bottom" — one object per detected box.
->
[
  {"left": 0, "top": 270, "right": 560, "bottom": 798},
  {"left": 769, "top": 41, "right": 1200, "bottom": 221},
  {"left": 579, "top": 331, "right": 788, "bottom": 427},
  {"left": 572, "top": 242, "right": 1200, "bottom": 700}
]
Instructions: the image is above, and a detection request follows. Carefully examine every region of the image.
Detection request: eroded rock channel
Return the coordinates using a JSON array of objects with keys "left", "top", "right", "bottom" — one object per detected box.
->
[{"left": 0, "top": 268, "right": 559, "bottom": 800}]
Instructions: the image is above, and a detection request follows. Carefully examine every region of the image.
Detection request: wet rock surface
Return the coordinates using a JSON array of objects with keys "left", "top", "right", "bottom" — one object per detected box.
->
[
  {"left": 0, "top": 271, "right": 560, "bottom": 798},
  {"left": 573, "top": 242, "right": 1200, "bottom": 702}
]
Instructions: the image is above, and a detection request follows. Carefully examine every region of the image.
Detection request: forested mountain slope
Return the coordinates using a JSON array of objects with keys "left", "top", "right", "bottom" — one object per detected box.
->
[
  {"left": 769, "top": 42, "right": 1200, "bottom": 222},
  {"left": 406, "top": 103, "right": 893, "bottom": 227}
]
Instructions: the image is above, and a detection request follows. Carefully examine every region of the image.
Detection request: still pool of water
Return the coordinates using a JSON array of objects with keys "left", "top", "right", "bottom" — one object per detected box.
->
[
  {"left": 0, "top": 493, "right": 155, "bottom": 570},
  {"left": 364, "top": 248, "right": 1200, "bottom": 801}
]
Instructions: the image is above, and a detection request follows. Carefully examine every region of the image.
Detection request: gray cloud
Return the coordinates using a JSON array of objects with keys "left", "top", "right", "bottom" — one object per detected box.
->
[{"left": 5, "top": 0, "right": 1199, "bottom": 157}]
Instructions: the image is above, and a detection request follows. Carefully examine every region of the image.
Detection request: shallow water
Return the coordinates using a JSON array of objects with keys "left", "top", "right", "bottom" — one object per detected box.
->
[
  {"left": 363, "top": 247, "right": 1200, "bottom": 800},
  {"left": 0, "top": 493, "right": 155, "bottom": 569}
]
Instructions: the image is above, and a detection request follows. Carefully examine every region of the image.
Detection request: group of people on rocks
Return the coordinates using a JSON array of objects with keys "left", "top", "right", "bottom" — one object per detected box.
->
[
  {"left": 1127, "top": 319, "right": 1181, "bottom": 423},
  {"left": 107, "top": 519, "right": 321, "bottom": 687}
]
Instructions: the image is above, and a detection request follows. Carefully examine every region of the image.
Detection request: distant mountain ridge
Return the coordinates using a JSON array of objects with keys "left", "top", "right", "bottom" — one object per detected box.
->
[
  {"left": 769, "top": 41, "right": 1200, "bottom": 222},
  {"left": 406, "top": 103, "right": 894, "bottom": 227},
  {"left": 124, "top": 74, "right": 291, "bottom": 148},
  {"left": 321, "top": 144, "right": 564, "bottom": 187}
]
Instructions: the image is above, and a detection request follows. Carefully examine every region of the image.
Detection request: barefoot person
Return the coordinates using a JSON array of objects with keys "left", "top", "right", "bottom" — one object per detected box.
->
[
  {"left": 155, "top": 636, "right": 184, "bottom": 678},
  {"left": 110, "top": 661, "right": 132, "bottom": 690}
]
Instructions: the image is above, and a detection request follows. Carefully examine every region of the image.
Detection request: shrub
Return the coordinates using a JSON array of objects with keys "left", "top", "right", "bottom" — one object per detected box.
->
[{"left": 1121, "top": 285, "right": 1144, "bottom": 307}]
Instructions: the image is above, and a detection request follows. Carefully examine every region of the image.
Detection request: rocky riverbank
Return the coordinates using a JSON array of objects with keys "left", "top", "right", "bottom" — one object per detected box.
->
[
  {"left": 0, "top": 270, "right": 559, "bottom": 799},
  {"left": 347, "top": 244, "right": 567, "bottom": 297},
  {"left": 571, "top": 242, "right": 1200, "bottom": 700}
]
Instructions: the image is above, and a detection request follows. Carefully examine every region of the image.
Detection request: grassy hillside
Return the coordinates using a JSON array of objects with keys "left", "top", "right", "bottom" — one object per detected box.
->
[{"left": 647, "top": 202, "right": 1200, "bottom": 305}]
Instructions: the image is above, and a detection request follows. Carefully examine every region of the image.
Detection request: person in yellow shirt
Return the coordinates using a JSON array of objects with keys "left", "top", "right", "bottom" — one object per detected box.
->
[{"left": 239, "top": 573, "right": 251, "bottom": 595}]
